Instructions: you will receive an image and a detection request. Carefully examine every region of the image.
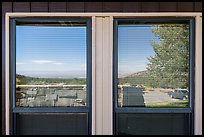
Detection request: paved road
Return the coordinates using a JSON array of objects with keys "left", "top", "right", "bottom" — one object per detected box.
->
[{"left": 143, "top": 88, "right": 174, "bottom": 104}]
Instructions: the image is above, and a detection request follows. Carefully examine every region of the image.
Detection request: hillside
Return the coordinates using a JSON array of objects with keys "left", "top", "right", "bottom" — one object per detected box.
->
[
  {"left": 16, "top": 74, "right": 86, "bottom": 85},
  {"left": 118, "top": 70, "right": 148, "bottom": 86}
]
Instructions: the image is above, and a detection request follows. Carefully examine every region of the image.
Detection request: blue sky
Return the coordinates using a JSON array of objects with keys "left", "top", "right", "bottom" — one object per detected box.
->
[
  {"left": 16, "top": 24, "right": 159, "bottom": 78},
  {"left": 118, "top": 25, "right": 159, "bottom": 77},
  {"left": 16, "top": 26, "right": 86, "bottom": 78}
]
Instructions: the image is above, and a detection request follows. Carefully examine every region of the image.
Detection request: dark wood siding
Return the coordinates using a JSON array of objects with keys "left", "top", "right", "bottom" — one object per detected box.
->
[
  {"left": 31, "top": 2, "right": 48, "bottom": 12},
  {"left": 85, "top": 2, "right": 103, "bottom": 12},
  {"left": 49, "top": 2, "right": 67, "bottom": 12},
  {"left": 67, "top": 2, "right": 85, "bottom": 12},
  {"left": 141, "top": 2, "right": 160, "bottom": 12},
  {"left": 103, "top": 2, "right": 121, "bottom": 12},
  {"left": 159, "top": 2, "right": 177, "bottom": 12},
  {"left": 1, "top": 2, "right": 202, "bottom": 135},
  {"left": 194, "top": 2, "right": 202, "bottom": 12},
  {"left": 177, "top": 2, "right": 194, "bottom": 12},
  {"left": 122, "top": 2, "right": 141, "bottom": 12},
  {"left": 13, "top": 2, "right": 30, "bottom": 12}
]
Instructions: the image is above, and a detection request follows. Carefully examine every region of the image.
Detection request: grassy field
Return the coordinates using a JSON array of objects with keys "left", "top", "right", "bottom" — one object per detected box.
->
[{"left": 145, "top": 100, "right": 188, "bottom": 108}]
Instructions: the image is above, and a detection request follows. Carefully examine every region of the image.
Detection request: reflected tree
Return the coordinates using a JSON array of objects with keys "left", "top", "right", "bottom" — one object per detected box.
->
[{"left": 146, "top": 24, "right": 189, "bottom": 88}]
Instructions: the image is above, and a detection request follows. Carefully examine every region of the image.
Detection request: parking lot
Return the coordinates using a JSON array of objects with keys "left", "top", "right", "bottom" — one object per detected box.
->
[{"left": 143, "top": 88, "right": 174, "bottom": 104}]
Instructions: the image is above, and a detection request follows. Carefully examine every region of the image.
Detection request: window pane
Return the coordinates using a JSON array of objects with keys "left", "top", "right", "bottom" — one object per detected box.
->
[
  {"left": 118, "top": 23, "right": 190, "bottom": 108},
  {"left": 116, "top": 113, "right": 190, "bottom": 135},
  {"left": 16, "top": 22, "right": 87, "bottom": 107},
  {"left": 16, "top": 113, "right": 88, "bottom": 135}
]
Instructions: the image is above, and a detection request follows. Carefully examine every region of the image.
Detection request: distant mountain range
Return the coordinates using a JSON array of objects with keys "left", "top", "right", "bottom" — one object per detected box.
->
[
  {"left": 16, "top": 70, "right": 148, "bottom": 85},
  {"left": 118, "top": 70, "right": 148, "bottom": 85},
  {"left": 16, "top": 74, "right": 86, "bottom": 85},
  {"left": 125, "top": 70, "right": 147, "bottom": 78}
]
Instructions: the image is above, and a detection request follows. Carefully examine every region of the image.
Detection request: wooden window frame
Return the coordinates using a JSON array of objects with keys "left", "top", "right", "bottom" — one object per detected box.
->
[
  {"left": 5, "top": 12, "right": 202, "bottom": 135},
  {"left": 113, "top": 17, "right": 195, "bottom": 135}
]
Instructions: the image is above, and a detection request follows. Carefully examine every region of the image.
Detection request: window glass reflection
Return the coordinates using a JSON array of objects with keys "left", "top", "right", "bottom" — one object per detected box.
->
[
  {"left": 16, "top": 24, "right": 87, "bottom": 107},
  {"left": 118, "top": 24, "right": 190, "bottom": 108}
]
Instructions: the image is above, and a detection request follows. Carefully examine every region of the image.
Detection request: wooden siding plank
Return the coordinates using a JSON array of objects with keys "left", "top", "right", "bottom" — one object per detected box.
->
[
  {"left": 159, "top": 2, "right": 177, "bottom": 12},
  {"left": 2, "top": 2, "right": 12, "bottom": 15},
  {"left": 194, "top": 2, "right": 202, "bottom": 12},
  {"left": 67, "top": 2, "right": 85, "bottom": 12},
  {"left": 85, "top": 2, "right": 103, "bottom": 12},
  {"left": 103, "top": 2, "right": 121, "bottom": 12},
  {"left": 122, "top": 2, "right": 141, "bottom": 12},
  {"left": 31, "top": 2, "right": 48, "bottom": 12},
  {"left": 49, "top": 2, "right": 66, "bottom": 12},
  {"left": 13, "top": 2, "right": 30, "bottom": 12},
  {"left": 141, "top": 2, "right": 159, "bottom": 12},
  {"left": 177, "top": 2, "right": 194, "bottom": 12},
  {"left": 2, "top": 2, "right": 12, "bottom": 135}
]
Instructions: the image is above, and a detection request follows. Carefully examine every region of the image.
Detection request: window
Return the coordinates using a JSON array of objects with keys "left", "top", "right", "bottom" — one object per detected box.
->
[
  {"left": 6, "top": 13, "right": 201, "bottom": 135},
  {"left": 113, "top": 18, "right": 195, "bottom": 135},
  {"left": 10, "top": 17, "right": 92, "bottom": 135}
]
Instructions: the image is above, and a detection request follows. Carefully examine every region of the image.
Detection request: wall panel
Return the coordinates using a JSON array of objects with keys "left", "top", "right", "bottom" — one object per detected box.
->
[
  {"left": 67, "top": 2, "right": 85, "bottom": 12},
  {"left": 122, "top": 2, "right": 141, "bottom": 12},
  {"left": 194, "top": 2, "right": 202, "bottom": 12},
  {"left": 13, "top": 2, "right": 30, "bottom": 12},
  {"left": 103, "top": 2, "right": 121, "bottom": 12},
  {"left": 31, "top": 2, "right": 48, "bottom": 12},
  {"left": 159, "top": 2, "right": 177, "bottom": 12},
  {"left": 141, "top": 2, "right": 159, "bottom": 12},
  {"left": 49, "top": 2, "right": 66, "bottom": 12},
  {"left": 177, "top": 2, "right": 194, "bottom": 12},
  {"left": 85, "top": 2, "right": 103, "bottom": 12}
]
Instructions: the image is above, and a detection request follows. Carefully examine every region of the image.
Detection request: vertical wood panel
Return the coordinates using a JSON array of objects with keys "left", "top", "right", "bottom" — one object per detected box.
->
[
  {"left": 49, "top": 2, "right": 66, "bottom": 12},
  {"left": 31, "top": 2, "right": 48, "bottom": 12},
  {"left": 2, "top": 2, "right": 12, "bottom": 135},
  {"left": 102, "top": 16, "right": 113, "bottom": 135},
  {"left": 13, "top": 2, "right": 30, "bottom": 12},
  {"left": 177, "top": 2, "right": 194, "bottom": 12},
  {"left": 194, "top": 2, "right": 202, "bottom": 12},
  {"left": 67, "top": 2, "right": 85, "bottom": 12},
  {"left": 92, "top": 16, "right": 96, "bottom": 135},
  {"left": 141, "top": 2, "right": 159, "bottom": 12},
  {"left": 85, "top": 2, "right": 103, "bottom": 12},
  {"left": 103, "top": 2, "right": 121, "bottom": 12},
  {"left": 195, "top": 16, "right": 202, "bottom": 135},
  {"left": 95, "top": 17, "right": 103, "bottom": 135},
  {"left": 159, "top": 2, "right": 177, "bottom": 12},
  {"left": 122, "top": 2, "right": 141, "bottom": 12}
]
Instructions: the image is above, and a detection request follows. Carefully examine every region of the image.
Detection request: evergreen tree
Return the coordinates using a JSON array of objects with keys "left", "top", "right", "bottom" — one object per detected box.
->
[{"left": 146, "top": 24, "right": 189, "bottom": 88}]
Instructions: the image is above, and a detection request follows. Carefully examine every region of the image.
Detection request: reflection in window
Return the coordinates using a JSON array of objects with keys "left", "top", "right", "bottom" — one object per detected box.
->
[
  {"left": 118, "top": 23, "right": 190, "bottom": 108},
  {"left": 16, "top": 23, "right": 87, "bottom": 107}
]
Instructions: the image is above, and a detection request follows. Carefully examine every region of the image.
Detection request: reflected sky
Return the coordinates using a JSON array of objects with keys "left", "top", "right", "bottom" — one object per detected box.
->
[
  {"left": 16, "top": 26, "right": 86, "bottom": 78},
  {"left": 118, "top": 25, "right": 159, "bottom": 77}
]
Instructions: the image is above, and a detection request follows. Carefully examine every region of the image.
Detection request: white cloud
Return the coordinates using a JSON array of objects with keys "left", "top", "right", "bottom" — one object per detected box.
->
[
  {"left": 16, "top": 62, "right": 26, "bottom": 65},
  {"left": 31, "top": 60, "right": 64, "bottom": 65},
  {"left": 53, "top": 62, "right": 64, "bottom": 65}
]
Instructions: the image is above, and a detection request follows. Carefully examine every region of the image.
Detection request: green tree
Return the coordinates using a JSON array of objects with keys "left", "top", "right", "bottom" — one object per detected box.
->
[{"left": 146, "top": 24, "right": 189, "bottom": 88}]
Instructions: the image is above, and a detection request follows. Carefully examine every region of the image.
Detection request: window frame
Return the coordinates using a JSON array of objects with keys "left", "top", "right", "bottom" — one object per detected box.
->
[
  {"left": 113, "top": 17, "right": 195, "bottom": 135},
  {"left": 5, "top": 13, "right": 202, "bottom": 135},
  {"left": 9, "top": 17, "right": 92, "bottom": 135}
]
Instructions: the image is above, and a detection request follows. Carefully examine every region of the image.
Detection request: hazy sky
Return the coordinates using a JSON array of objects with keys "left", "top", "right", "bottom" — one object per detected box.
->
[
  {"left": 16, "top": 26, "right": 86, "bottom": 78},
  {"left": 118, "top": 25, "right": 159, "bottom": 77}
]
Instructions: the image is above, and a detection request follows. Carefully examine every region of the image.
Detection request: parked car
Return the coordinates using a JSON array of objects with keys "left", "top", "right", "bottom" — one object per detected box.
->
[{"left": 168, "top": 89, "right": 189, "bottom": 100}]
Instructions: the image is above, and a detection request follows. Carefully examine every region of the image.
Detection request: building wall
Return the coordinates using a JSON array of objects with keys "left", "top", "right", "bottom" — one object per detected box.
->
[{"left": 1, "top": 2, "right": 202, "bottom": 135}]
